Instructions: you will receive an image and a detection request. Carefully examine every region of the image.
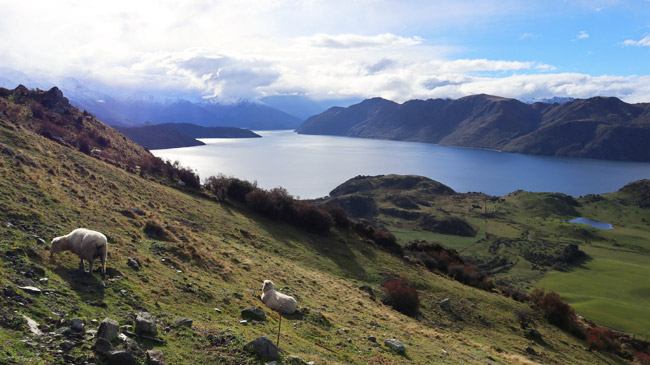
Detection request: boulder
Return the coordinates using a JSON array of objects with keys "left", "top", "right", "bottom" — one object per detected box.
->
[
  {"left": 241, "top": 306, "right": 266, "bottom": 321},
  {"left": 285, "top": 355, "right": 307, "bottom": 364},
  {"left": 97, "top": 318, "right": 120, "bottom": 341},
  {"left": 70, "top": 318, "right": 84, "bottom": 332},
  {"left": 384, "top": 338, "right": 406, "bottom": 354},
  {"left": 146, "top": 349, "right": 167, "bottom": 365},
  {"left": 127, "top": 257, "right": 141, "bottom": 271},
  {"left": 524, "top": 328, "right": 543, "bottom": 341},
  {"left": 244, "top": 336, "right": 279, "bottom": 361},
  {"left": 135, "top": 312, "right": 157, "bottom": 336},
  {"left": 108, "top": 350, "right": 137, "bottom": 365},
  {"left": 173, "top": 317, "right": 193, "bottom": 328},
  {"left": 439, "top": 298, "right": 451, "bottom": 311},
  {"left": 525, "top": 346, "right": 537, "bottom": 355},
  {"left": 94, "top": 338, "right": 114, "bottom": 354},
  {"left": 367, "top": 335, "right": 377, "bottom": 343}
]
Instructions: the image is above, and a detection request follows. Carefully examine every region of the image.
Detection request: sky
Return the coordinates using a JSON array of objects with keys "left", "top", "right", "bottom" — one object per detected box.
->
[{"left": 1, "top": 0, "right": 650, "bottom": 103}]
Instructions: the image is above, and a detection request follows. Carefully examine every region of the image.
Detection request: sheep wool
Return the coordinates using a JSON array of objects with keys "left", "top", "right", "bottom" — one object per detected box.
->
[
  {"left": 51, "top": 228, "right": 107, "bottom": 277},
  {"left": 261, "top": 280, "right": 297, "bottom": 314}
]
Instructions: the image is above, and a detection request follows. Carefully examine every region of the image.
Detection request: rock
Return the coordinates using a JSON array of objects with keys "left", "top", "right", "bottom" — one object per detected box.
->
[
  {"left": 108, "top": 350, "right": 137, "bottom": 365},
  {"left": 244, "top": 336, "right": 280, "bottom": 361},
  {"left": 524, "top": 328, "right": 543, "bottom": 341},
  {"left": 367, "top": 335, "right": 377, "bottom": 342},
  {"left": 59, "top": 340, "right": 75, "bottom": 351},
  {"left": 57, "top": 327, "right": 72, "bottom": 337},
  {"left": 239, "top": 320, "right": 248, "bottom": 325},
  {"left": 36, "top": 238, "right": 46, "bottom": 245},
  {"left": 70, "top": 318, "right": 84, "bottom": 332},
  {"left": 127, "top": 257, "right": 141, "bottom": 271},
  {"left": 358, "top": 285, "right": 375, "bottom": 298},
  {"left": 1, "top": 146, "right": 15, "bottom": 155},
  {"left": 22, "top": 315, "right": 43, "bottom": 336},
  {"left": 439, "top": 298, "right": 451, "bottom": 311},
  {"left": 384, "top": 338, "right": 406, "bottom": 354},
  {"left": 97, "top": 318, "right": 120, "bottom": 341},
  {"left": 135, "top": 312, "right": 157, "bottom": 336},
  {"left": 18, "top": 286, "right": 41, "bottom": 294},
  {"left": 146, "top": 349, "right": 167, "bottom": 364},
  {"left": 94, "top": 338, "right": 114, "bottom": 354},
  {"left": 241, "top": 306, "right": 266, "bottom": 321},
  {"left": 285, "top": 355, "right": 307, "bottom": 364},
  {"left": 525, "top": 346, "right": 537, "bottom": 355},
  {"left": 173, "top": 317, "right": 193, "bottom": 328}
]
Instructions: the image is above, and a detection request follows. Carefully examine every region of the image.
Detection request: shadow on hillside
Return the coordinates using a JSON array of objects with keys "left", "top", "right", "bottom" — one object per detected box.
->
[
  {"left": 261, "top": 222, "right": 369, "bottom": 279},
  {"left": 50, "top": 258, "right": 105, "bottom": 301},
  {"left": 553, "top": 254, "right": 594, "bottom": 273}
]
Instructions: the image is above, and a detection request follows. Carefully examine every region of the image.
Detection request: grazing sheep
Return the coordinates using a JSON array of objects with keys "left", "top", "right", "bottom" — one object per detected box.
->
[
  {"left": 50, "top": 228, "right": 107, "bottom": 278},
  {"left": 261, "top": 280, "right": 297, "bottom": 314}
]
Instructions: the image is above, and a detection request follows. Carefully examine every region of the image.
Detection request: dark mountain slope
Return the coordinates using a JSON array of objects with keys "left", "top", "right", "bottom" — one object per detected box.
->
[
  {"left": 157, "top": 123, "right": 261, "bottom": 138},
  {"left": 297, "top": 94, "right": 650, "bottom": 161},
  {"left": 114, "top": 125, "right": 206, "bottom": 150}
]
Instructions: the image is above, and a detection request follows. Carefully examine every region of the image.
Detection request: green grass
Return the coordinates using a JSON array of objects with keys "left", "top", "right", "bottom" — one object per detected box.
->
[{"left": 537, "top": 245, "right": 650, "bottom": 338}]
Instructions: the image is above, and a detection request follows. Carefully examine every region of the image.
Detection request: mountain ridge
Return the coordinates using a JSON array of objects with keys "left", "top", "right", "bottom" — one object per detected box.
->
[{"left": 297, "top": 94, "right": 650, "bottom": 161}]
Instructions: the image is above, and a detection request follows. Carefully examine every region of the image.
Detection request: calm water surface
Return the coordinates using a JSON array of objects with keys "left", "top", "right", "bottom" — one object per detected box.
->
[
  {"left": 569, "top": 218, "right": 614, "bottom": 230},
  {"left": 152, "top": 130, "right": 650, "bottom": 199}
]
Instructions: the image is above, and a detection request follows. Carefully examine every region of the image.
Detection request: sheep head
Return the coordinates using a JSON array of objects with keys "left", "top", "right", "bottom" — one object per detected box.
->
[
  {"left": 262, "top": 280, "right": 275, "bottom": 293},
  {"left": 50, "top": 236, "right": 63, "bottom": 257}
]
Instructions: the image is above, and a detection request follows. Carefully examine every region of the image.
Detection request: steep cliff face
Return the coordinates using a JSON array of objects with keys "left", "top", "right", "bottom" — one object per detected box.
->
[{"left": 297, "top": 94, "right": 650, "bottom": 161}]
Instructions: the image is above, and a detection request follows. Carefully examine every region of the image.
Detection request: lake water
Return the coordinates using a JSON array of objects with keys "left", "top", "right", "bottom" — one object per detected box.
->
[
  {"left": 569, "top": 218, "right": 614, "bottom": 230},
  {"left": 151, "top": 130, "right": 650, "bottom": 199}
]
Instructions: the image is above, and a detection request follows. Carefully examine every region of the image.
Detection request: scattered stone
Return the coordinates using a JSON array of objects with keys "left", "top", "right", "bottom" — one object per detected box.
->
[
  {"left": 18, "top": 286, "right": 41, "bottom": 294},
  {"left": 127, "top": 257, "right": 141, "bottom": 271},
  {"left": 39, "top": 278, "right": 48, "bottom": 283},
  {"left": 108, "top": 350, "right": 137, "bottom": 365},
  {"left": 524, "top": 328, "right": 543, "bottom": 341},
  {"left": 525, "top": 346, "right": 537, "bottom": 355},
  {"left": 439, "top": 298, "right": 451, "bottom": 311},
  {"left": 22, "top": 315, "right": 43, "bottom": 336},
  {"left": 146, "top": 349, "right": 167, "bottom": 365},
  {"left": 70, "top": 318, "right": 84, "bottom": 332},
  {"left": 173, "top": 317, "right": 193, "bottom": 328},
  {"left": 59, "top": 340, "right": 75, "bottom": 352},
  {"left": 384, "top": 338, "right": 406, "bottom": 354},
  {"left": 367, "top": 335, "right": 377, "bottom": 343},
  {"left": 239, "top": 320, "right": 248, "bottom": 325},
  {"left": 97, "top": 318, "right": 120, "bottom": 341},
  {"left": 36, "top": 238, "right": 46, "bottom": 245},
  {"left": 135, "top": 312, "right": 157, "bottom": 337},
  {"left": 214, "top": 308, "right": 222, "bottom": 313},
  {"left": 285, "top": 355, "right": 307, "bottom": 364},
  {"left": 244, "top": 336, "right": 280, "bottom": 361},
  {"left": 358, "top": 285, "right": 375, "bottom": 298},
  {"left": 241, "top": 306, "right": 266, "bottom": 321},
  {"left": 57, "top": 327, "right": 72, "bottom": 337}
]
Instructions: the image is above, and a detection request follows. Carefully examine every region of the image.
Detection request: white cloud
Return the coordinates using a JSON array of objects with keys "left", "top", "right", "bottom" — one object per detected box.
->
[
  {"left": 622, "top": 35, "right": 650, "bottom": 47},
  {"left": 518, "top": 32, "right": 540, "bottom": 40},
  {"left": 302, "top": 33, "right": 423, "bottom": 48},
  {"left": 573, "top": 30, "right": 589, "bottom": 41}
]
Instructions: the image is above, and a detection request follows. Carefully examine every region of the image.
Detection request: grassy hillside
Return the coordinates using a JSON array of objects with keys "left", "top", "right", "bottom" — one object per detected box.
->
[
  {"left": 0, "top": 90, "right": 631, "bottom": 363},
  {"left": 319, "top": 174, "right": 650, "bottom": 339}
]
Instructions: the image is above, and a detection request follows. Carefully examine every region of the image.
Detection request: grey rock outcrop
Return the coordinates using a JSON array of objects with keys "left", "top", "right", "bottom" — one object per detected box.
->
[
  {"left": 384, "top": 338, "right": 406, "bottom": 354},
  {"left": 135, "top": 312, "right": 157, "bottom": 336},
  {"left": 244, "top": 336, "right": 279, "bottom": 361},
  {"left": 97, "top": 318, "right": 120, "bottom": 341}
]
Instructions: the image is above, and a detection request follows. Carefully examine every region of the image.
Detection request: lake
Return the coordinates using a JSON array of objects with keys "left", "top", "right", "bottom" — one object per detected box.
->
[{"left": 151, "top": 130, "right": 650, "bottom": 199}]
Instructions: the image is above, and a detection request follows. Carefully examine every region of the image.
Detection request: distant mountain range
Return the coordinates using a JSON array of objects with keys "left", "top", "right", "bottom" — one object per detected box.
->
[
  {"left": 297, "top": 94, "right": 650, "bottom": 162},
  {"left": 115, "top": 123, "right": 260, "bottom": 150},
  {"left": 0, "top": 68, "right": 304, "bottom": 129}
]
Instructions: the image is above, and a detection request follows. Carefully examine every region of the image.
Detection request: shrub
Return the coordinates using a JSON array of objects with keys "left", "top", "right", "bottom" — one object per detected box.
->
[
  {"left": 323, "top": 205, "right": 351, "bottom": 228},
  {"left": 530, "top": 289, "right": 585, "bottom": 339},
  {"left": 383, "top": 276, "right": 420, "bottom": 316},
  {"left": 587, "top": 327, "right": 618, "bottom": 352},
  {"left": 635, "top": 351, "right": 650, "bottom": 365},
  {"left": 38, "top": 120, "right": 68, "bottom": 141},
  {"left": 498, "top": 285, "right": 529, "bottom": 302},
  {"left": 292, "top": 201, "right": 333, "bottom": 234},
  {"left": 245, "top": 188, "right": 274, "bottom": 214},
  {"left": 514, "top": 309, "right": 532, "bottom": 329}
]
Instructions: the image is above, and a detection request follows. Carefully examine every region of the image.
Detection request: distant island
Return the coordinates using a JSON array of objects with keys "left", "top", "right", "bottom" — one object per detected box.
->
[
  {"left": 297, "top": 94, "right": 650, "bottom": 162},
  {"left": 115, "top": 123, "right": 260, "bottom": 150}
]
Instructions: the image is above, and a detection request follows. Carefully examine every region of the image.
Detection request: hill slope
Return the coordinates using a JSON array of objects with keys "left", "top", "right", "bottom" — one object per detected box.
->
[
  {"left": 0, "top": 89, "right": 629, "bottom": 363},
  {"left": 297, "top": 94, "right": 650, "bottom": 161}
]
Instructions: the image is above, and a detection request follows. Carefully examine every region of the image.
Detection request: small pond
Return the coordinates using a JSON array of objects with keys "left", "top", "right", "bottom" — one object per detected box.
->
[{"left": 569, "top": 218, "right": 614, "bottom": 230}]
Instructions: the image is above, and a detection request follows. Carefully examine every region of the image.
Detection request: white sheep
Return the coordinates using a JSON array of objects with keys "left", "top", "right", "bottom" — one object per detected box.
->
[
  {"left": 261, "top": 280, "right": 297, "bottom": 314},
  {"left": 50, "top": 228, "right": 107, "bottom": 278}
]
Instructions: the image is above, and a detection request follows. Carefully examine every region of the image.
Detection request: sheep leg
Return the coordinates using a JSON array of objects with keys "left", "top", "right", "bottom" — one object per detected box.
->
[
  {"left": 100, "top": 255, "right": 106, "bottom": 279},
  {"left": 79, "top": 258, "right": 85, "bottom": 272},
  {"left": 88, "top": 258, "right": 95, "bottom": 276}
]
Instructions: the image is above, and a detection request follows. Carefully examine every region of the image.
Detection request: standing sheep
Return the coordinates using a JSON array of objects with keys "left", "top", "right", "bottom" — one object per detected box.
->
[
  {"left": 50, "top": 228, "right": 107, "bottom": 278},
  {"left": 261, "top": 280, "right": 297, "bottom": 314}
]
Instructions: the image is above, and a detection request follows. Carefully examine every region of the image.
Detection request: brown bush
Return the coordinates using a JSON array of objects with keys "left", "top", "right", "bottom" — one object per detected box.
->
[
  {"left": 587, "top": 327, "right": 618, "bottom": 351},
  {"left": 635, "top": 351, "right": 650, "bottom": 365},
  {"left": 383, "top": 276, "right": 420, "bottom": 316},
  {"left": 514, "top": 309, "right": 532, "bottom": 329},
  {"left": 530, "top": 289, "right": 585, "bottom": 339},
  {"left": 323, "top": 205, "right": 351, "bottom": 228}
]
